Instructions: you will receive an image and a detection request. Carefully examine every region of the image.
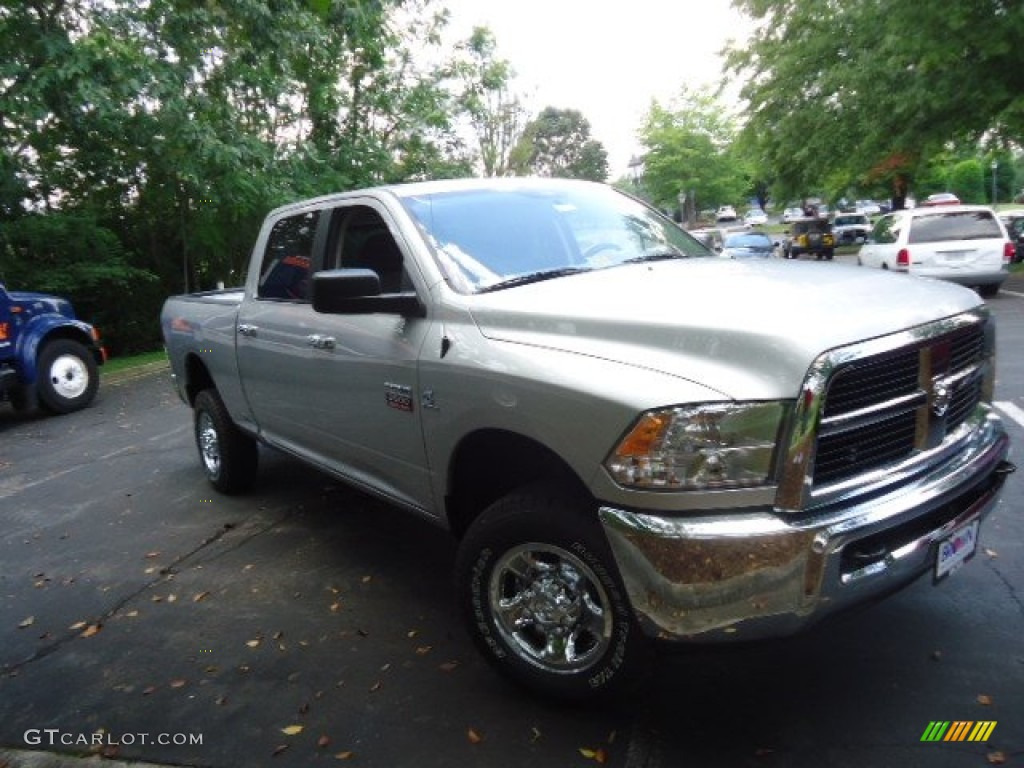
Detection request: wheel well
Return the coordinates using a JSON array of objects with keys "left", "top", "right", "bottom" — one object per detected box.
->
[
  {"left": 445, "top": 429, "right": 591, "bottom": 539},
  {"left": 183, "top": 353, "right": 216, "bottom": 406},
  {"left": 36, "top": 327, "right": 98, "bottom": 361}
]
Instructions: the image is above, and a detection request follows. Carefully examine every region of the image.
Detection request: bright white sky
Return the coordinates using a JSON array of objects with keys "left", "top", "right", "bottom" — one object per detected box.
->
[{"left": 439, "top": 0, "right": 753, "bottom": 178}]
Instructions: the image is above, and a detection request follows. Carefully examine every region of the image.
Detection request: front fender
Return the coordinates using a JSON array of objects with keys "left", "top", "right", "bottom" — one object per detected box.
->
[{"left": 15, "top": 316, "right": 100, "bottom": 385}]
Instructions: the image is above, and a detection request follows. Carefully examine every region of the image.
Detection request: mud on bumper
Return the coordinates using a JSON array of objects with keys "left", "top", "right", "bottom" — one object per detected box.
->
[{"left": 598, "top": 415, "right": 1012, "bottom": 642}]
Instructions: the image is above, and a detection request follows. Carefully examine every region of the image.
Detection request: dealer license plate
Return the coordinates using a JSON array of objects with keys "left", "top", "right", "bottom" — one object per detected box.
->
[{"left": 935, "top": 519, "right": 979, "bottom": 581}]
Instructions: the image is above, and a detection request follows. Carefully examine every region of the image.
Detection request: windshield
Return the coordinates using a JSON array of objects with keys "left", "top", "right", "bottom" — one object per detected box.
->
[
  {"left": 834, "top": 215, "right": 866, "bottom": 227},
  {"left": 399, "top": 182, "right": 710, "bottom": 293},
  {"left": 724, "top": 233, "right": 772, "bottom": 248}
]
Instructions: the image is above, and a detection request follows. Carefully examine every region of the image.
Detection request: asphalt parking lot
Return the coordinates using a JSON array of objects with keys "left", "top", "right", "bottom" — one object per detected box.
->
[{"left": 1, "top": 282, "right": 1022, "bottom": 768}]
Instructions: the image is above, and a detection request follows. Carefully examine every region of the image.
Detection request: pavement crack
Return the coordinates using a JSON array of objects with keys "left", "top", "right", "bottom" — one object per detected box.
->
[
  {"left": 986, "top": 559, "right": 1024, "bottom": 618},
  {"left": 2, "top": 508, "right": 295, "bottom": 677}
]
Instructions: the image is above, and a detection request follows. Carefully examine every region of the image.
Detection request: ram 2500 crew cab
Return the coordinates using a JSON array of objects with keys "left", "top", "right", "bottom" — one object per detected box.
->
[{"left": 161, "top": 178, "right": 1013, "bottom": 699}]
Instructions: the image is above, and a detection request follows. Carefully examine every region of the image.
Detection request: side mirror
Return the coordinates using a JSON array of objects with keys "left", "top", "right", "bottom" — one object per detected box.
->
[{"left": 312, "top": 269, "right": 425, "bottom": 317}]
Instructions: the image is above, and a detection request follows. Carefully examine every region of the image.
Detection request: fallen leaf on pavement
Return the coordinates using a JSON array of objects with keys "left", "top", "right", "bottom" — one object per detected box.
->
[
  {"left": 193, "top": 591, "right": 210, "bottom": 603},
  {"left": 170, "top": 679, "right": 186, "bottom": 688},
  {"left": 467, "top": 728, "right": 483, "bottom": 744},
  {"left": 579, "top": 747, "right": 607, "bottom": 763},
  {"left": 977, "top": 694, "right": 994, "bottom": 706},
  {"left": 80, "top": 624, "right": 101, "bottom": 638},
  {"left": 334, "top": 752, "right": 354, "bottom": 760},
  {"left": 246, "top": 639, "right": 261, "bottom": 648},
  {"left": 317, "top": 735, "right": 330, "bottom": 748},
  {"left": 987, "top": 752, "right": 1007, "bottom": 765},
  {"left": 272, "top": 744, "right": 289, "bottom": 757},
  {"left": 983, "top": 548, "right": 998, "bottom": 558},
  {"left": 439, "top": 661, "right": 459, "bottom": 672},
  {"left": 17, "top": 617, "right": 34, "bottom": 629},
  {"left": 280, "top": 725, "right": 304, "bottom": 736},
  {"left": 69, "top": 621, "right": 87, "bottom": 630}
]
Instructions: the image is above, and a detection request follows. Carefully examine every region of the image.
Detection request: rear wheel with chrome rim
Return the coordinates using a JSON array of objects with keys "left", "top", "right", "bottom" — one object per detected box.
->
[{"left": 193, "top": 388, "right": 258, "bottom": 494}]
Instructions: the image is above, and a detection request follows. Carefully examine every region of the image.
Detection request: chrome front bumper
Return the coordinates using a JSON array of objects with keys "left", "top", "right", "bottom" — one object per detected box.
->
[{"left": 599, "top": 412, "right": 1012, "bottom": 642}]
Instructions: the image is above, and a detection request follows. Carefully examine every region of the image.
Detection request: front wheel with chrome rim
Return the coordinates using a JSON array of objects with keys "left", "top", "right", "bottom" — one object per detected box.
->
[
  {"left": 455, "top": 483, "right": 649, "bottom": 700},
  {"left": 193, "top": 388, "right": 258, "bottom": 494}
]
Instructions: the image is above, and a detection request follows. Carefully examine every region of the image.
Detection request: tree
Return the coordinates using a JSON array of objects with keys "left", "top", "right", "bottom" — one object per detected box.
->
[
  {"left": 637, "top": 87, "right": 749, "bottom": 218},
  {"left": 726, "top": 0, "right": 1024, "bottom": 209},
  {"left": 511, "top": 107, "right": 608, "bottom": 181},
  {"left": 448, "top": 26, "right": 528, "bottom": 177},
  {"left": 0, "top": 0, "right": 471, "bottom": 352}
]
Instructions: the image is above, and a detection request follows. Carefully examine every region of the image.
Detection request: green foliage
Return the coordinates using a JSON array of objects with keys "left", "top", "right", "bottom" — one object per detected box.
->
[
  {"left": 638, "top": 87, "right": 749, "bottom": 214},
  {"left": 512, "top": 107, "right": 609, "bottom": 181},
  {"left": 447, "top": 26, "right": 528, "bottom": 177},
  {"left": 727, "top": 0, "right": 1024, "bottom": 205},
  {"left": 0, "top": 213, "right": 160, "bottom": 352},
  {"left": 0, "top": 0, "right": 479, "bottom": 354},
  {"left": 947, "top": 160, "right": 985, "bottom": 205}
]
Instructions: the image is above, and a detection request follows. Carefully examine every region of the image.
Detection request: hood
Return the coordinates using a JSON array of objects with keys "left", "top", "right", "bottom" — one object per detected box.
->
[
  {"left": 8, "top": 291, "right": 75, "bottom": 319},
  {"left": 468, "top": 259, "right": 983, "bottom": 400}
]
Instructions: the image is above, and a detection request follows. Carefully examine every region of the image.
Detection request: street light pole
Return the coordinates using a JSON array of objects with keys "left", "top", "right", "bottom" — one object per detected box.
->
[
  {"left": 992, "top": 159, "right": 998, "bottom": 207},
  {"left": 627, "top": 155, "right": 644, "bottom": 192}
]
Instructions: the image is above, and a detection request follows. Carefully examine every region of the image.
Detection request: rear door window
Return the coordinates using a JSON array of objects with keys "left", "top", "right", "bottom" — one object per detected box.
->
[{"left": 257, "top": 211, "right": 321, "bottom": 301}]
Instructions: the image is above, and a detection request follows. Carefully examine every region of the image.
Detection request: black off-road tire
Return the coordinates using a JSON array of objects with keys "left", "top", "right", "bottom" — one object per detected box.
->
[
  {"left": 37, "top": 339, "right": 99, "bottom": 414},
  {"left": 193, "top": 388, "right": 258, "bottom": 494},
  {"left": 454, "top": 483, "right": 650, "bottom": 701}
]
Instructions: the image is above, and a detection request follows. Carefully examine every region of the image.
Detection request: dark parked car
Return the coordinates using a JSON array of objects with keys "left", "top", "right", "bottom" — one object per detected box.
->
[
  {"left": 998, "top": 210, "right": 1024, "bottom": 263},
  {"left": 783, "top": 218, "right": 835, "bottom": 260}
]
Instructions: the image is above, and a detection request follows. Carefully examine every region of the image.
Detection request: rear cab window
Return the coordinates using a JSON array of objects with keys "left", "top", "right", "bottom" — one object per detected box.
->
[{"left": 908, "top": 210, "right": 1003, "bottom": 244}]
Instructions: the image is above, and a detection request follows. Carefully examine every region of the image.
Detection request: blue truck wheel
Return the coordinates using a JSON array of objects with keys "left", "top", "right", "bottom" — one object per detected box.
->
[{"left": 37, "top": 339, "right": 99, "bottom": 414}]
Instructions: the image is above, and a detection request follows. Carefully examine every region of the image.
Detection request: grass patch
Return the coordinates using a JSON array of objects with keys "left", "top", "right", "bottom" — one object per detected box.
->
[{"left": 103, "top": 348, "right": 168, "bottom": 375}]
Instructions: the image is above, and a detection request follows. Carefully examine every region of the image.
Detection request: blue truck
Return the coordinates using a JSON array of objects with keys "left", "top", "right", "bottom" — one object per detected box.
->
[{"left": 0, "top": 282, "right": 105, "bottom": 413}]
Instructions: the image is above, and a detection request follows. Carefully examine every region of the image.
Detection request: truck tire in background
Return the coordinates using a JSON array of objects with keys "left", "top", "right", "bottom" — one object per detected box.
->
[
  {"left": 454, "top": 483, "right": 650, "bottom": 700},
  {"left": 193, "top": 388, "right": 258, "bottom": 494},
  {"left": 37, "top": 339, "right": 99, "bottom": 414}
]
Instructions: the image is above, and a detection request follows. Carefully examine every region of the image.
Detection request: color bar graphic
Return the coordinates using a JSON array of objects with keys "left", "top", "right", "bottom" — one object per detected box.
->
[{"left": 920, "top": 721, "right": 997, "bottom": 742}]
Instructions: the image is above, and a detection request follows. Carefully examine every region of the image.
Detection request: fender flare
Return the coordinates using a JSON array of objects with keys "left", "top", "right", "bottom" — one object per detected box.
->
[{"left": 14, "top": 316, "right": 100, "bottom": 386}]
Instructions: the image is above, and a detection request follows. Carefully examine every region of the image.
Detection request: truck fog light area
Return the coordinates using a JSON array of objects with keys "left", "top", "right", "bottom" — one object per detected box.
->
[{"left": 605, "top": 402, "right": 787, "bottom": 491}]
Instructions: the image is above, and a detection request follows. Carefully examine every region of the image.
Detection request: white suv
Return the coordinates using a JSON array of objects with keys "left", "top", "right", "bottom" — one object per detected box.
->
[{"left": 857, "top": 205, "right": 1013, "bottom": 297}]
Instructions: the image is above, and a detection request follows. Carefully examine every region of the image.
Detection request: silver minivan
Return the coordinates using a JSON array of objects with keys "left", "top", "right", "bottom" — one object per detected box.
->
[{"left": 858, "top": 205, "right": 1013, "bottom": 297}]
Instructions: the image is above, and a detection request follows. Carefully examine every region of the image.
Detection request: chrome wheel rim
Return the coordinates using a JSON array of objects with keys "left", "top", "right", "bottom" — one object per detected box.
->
[
  {"left": 197, "top": 411, "right": 221, "bottom": 479},
  {"left": 49, "top": 354, "right": 89, "bottom": 400},
  {"left": 489, "top": 543, "right": 613, "bottom": 673}
]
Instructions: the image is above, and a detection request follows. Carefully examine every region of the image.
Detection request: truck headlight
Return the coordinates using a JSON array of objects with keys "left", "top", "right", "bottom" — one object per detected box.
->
[{"left": 604, "top": 402, "right": 787, "bottom": 490}]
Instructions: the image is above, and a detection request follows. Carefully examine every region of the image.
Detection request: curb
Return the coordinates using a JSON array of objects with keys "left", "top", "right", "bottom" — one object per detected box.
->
[{"left": 102, "top": 360, "right": 170, "bottom": 386}]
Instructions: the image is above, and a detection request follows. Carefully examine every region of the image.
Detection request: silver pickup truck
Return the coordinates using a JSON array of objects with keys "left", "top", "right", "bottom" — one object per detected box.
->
[{"left": 161, "top": 178, "right": 1013, "bottom": 700}]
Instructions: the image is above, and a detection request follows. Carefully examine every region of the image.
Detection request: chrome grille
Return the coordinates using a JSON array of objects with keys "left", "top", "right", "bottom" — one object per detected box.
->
[{"left": 812, "top": 323, "right": 986, "bottom": 488}]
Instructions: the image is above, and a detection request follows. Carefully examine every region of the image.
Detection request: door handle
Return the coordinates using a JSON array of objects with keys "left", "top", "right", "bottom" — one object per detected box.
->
[
  {"left": 306, "top": 334, "right": 336, "bottom": 350},
  {"left": 237, "top": 324, "right": 258, "bottom": 337}
]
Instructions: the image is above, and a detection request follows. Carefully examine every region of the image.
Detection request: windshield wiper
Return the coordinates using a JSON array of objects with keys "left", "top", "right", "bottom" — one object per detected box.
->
[
  {"left": 477, "top": 266, "right": 588, "bottom": 293},
  {"left": 621, "top": 248, "right": 689, "bottom": 264}
]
